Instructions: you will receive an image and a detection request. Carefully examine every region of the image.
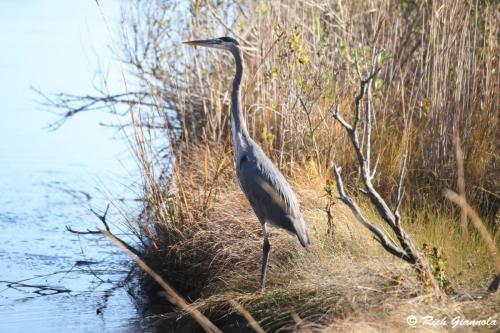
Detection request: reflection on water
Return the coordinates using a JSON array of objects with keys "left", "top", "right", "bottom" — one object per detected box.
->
[{"left": 0, "top": 161, "right": 154, "bottom": 333}]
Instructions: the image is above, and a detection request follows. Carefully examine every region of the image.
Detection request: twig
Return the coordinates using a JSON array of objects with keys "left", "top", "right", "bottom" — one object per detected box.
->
[
  {"left": 299, "top": 96, "right": 323, "bottom": 178},
  {"left": 331, "top": 105, "right": 352, "bottom": 131},
  {"left": 65, "top": 226, "right": 101, "bottom": 235},
  {"left": 90, "top": 204, "right": 111, "bottom": 232},
  {"left": 333, "top": 165, "right": 410, "bottom": 261},
  {"left": 0, "top": 281, "right": 71, "bottom": 295},
  {"left": 66, "top": 204, "right": 110, "bottom": 235},
  {"left": 66, "top": 204, "right": 141, "bottom": 257},
  {"left": 394, "top": 151, "right": 408, "bottom": 225}
]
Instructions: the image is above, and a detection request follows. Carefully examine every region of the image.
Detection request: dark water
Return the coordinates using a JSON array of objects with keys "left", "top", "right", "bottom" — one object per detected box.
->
[{"left": 0, "top": 1, "right": 158, "bottom": 332}]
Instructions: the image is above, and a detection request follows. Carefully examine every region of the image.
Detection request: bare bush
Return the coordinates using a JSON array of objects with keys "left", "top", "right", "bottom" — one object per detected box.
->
[{"left": 331, "top": 54, "right": 440, "bottom": 291}]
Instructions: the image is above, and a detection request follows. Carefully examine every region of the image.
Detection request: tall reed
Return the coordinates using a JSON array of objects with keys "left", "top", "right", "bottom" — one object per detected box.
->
[{"left": 116, "top": 0, "right": 498, "bottom": 217}]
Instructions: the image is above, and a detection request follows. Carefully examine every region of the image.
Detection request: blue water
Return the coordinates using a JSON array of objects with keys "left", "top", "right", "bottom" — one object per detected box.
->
[
  {"left": 0, "top": 162, "right": 144, "bottom": 333},
  {"left": 0, "top": 1, "right": 152, "bottom": 332}
]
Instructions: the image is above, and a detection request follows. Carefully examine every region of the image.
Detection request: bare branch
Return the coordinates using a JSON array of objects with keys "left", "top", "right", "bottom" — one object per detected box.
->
[
  {"left": 333, "top": 165, "right": 411, "bottom": 261},
  {"left": 299, "top": 96, "right": 323, "bottom": 178},
  {"left": 353, "top": 67, "right": 381, "bottom": 132},
  {"left": 66, "top": 226, "right": 101, "bottom": 235},
  {"left": 34, "top": 88, "right": 160, "bottom": 131},
  {"left": 0, "top": 281, "right": 71, "bottom": 295},
  {"left": 363, "top": 80, "right": 373, "bottom": 172},
  {"left": 331, "top": 104, "right": 353, "bottom": 131},
  {"left": 66, "top": 204, "right": 142, "bottom": 258},
  {"left": 370, "top": 152, "right": 381, "bottom": 180},
  {"left": 90, "top": 203, "right": 111, "bottom": 232},
  {"left": 331, "top": 57, "right": 440, "bottom": 291}
]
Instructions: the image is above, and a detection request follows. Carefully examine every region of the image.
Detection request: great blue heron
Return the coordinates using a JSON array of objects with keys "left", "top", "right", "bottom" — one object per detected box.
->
[{"left": 184, "top": 37, "right": 309, "bottom": 290}]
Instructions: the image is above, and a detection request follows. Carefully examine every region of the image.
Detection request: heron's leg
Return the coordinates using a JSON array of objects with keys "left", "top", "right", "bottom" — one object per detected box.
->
[{"left": 260, "top": 223, "right": 271, "bottom": 291}]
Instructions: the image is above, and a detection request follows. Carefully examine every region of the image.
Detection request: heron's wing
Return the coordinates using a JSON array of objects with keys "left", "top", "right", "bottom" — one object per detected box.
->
[{"left": 237, "top": 154, "right": 302, "bottom": 236}]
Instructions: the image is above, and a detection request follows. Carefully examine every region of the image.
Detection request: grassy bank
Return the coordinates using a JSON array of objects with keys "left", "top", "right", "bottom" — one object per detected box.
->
[{"left": 131, "top": 144, "right": 498, "bottom": 331}]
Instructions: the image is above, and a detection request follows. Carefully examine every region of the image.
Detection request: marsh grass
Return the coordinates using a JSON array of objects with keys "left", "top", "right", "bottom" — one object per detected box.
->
[
  {"left": 109, "top": 0, "right": 499, "bottom": 214},
  {"left": 406, "top": 210, "right": 496, "bottom": 290},
  {"left": 127, "top": 142, "right": 498, "bottom": 331}
]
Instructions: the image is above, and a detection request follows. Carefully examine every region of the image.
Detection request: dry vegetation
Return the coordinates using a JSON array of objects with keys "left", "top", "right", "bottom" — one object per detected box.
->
[
  {"left": 110, "top": 0, "right": 498, "bottom": 213},
  {"left": 49, "top": 0, "right": 499, "bottom": 331},
  {"left": 128, "top": 146, "right": 498, "bottom": 332}
]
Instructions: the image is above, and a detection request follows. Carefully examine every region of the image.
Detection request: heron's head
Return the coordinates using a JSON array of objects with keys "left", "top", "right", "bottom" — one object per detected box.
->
[{"left": 183, "top": 36, "right": 239, "bottom": 51}]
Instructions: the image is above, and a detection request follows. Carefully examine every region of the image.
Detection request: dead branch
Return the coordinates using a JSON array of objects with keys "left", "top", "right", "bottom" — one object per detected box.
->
[
  {"left": 65, "top": 226, "right": 101, "bottom": 235},
  {"left": 394, "top": 152, "right": 408, "bottom": 225},
  {"left": 34, "top": 87, "right": 176, "bottom": 131},
  {"left": 299, "top": 96, "right": 323, "bottom": 178},
  {"left": 66, "top": 204, "right": 142, "bottom": 258},
  {"left": 66, "top": 204, "right": 111, "bottom": 235},
  {"left": 91, "top": 204, "right": 111, "bottom": 232},
  {"left": 333, "top": 166, "right": 410, "bottom": 261},
  {"left": 331, "top": 57, "right": 439, "bottom": 292}
]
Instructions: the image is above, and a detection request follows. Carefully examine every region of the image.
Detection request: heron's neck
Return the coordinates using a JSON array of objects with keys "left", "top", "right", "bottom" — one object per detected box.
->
[{"left": 230, "top": 48, "right": 249, "bottom": 151}]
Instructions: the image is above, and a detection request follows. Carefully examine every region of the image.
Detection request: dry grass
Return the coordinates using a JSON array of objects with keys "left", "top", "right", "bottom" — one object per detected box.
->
[
  {"left": 129, "top": 145, "right": 498, "bottom": 331},
  {"left": 405, "top": 209, "right": 496, "bottom": 291}
]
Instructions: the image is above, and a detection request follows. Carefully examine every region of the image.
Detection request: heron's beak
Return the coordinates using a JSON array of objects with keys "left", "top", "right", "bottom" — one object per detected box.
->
[{"left": 183, "top": 39, "right": 220, "bottom": 48}]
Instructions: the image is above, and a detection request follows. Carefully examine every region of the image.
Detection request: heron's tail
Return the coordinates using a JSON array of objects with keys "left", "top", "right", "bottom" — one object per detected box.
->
[
  {"left": 296, "top": 230, "right": 309, "bottom": 247},
  {"left": 294, "top": 217, "right": 310, "bottom": 247}
]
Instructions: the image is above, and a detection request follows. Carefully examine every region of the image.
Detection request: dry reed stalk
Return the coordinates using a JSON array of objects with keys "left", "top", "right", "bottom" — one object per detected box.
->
[
  {"left": 99, "top": 229, "right": 223, "bottom": 333},
  {"left": 443, "top": 192, "right": 500, "bottom": 292},
  {"left": 229, "top": 300, "right": 266, "bottom": 333},
  {"left": 444, "top": 135, "right": 500, "bottom": 291}
]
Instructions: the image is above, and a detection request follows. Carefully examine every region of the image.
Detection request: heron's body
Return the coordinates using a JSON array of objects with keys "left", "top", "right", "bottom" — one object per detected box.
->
[
  {"left": 235, "top": 137, "right": 309, "bottom": 247},
  {"left": 184, "top": 36, "right": 309, "bottom": 289}
]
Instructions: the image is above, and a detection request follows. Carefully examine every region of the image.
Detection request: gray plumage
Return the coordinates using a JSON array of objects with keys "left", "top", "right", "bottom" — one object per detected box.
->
[
  {"left": 236, "top": 142, "right": 309, "bottom": 247},
  {"left": 184, "top": 36, "right": 309, "bottom": 290}
]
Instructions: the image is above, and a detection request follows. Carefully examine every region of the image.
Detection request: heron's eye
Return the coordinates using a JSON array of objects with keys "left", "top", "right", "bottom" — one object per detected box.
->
[{"left": 218, "top": 37, "right": 239, "bottom": 45}]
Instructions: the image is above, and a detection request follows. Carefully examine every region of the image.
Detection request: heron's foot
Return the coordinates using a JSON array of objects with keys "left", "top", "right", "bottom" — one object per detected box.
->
[{"left": 257, "top": 285, "right": 266, "bottom": 294}]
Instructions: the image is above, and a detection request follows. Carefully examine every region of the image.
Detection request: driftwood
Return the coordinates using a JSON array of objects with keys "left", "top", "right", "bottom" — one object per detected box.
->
[{"left": 331, "top": 57, "right": 440, "bottom": 292}]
